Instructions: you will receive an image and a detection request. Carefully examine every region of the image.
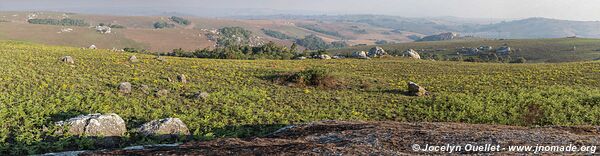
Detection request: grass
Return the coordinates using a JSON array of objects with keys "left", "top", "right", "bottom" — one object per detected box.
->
[
  {"left": 331, "top": 38, "right": 600, "bottom": 63},
  {"left": 0, "top": 40, "right": 599, "bottom": 154}
]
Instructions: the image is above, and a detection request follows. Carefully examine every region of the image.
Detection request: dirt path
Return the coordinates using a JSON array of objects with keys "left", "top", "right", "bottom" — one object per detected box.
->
[{"left": 83, "top": 121, "right": 600, "bottom": 155}]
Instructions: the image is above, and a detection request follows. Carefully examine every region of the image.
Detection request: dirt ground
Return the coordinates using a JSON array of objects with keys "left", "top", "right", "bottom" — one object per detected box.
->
[{"left": 81, "top": 120, "right": 600, "bottom": 155}]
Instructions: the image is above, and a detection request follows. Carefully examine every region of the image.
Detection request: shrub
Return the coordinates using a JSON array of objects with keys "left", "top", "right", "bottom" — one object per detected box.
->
[
  {"left": 27, "top": 18, "right": 89, "bottom": 26},
  {"left": 169, "top": 16, "right": 191, "bottom": 25},
  {"left": 262, "top": 29, "right": 294, "bottom": 40},
  {"left": 282, "top": 68, "right": 338, "bottom": 88},
  {"left": 153, "top": 21, "right": 175, "bottom": 29}
]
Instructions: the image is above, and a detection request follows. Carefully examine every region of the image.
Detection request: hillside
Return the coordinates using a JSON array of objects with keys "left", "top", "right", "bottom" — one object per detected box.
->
[
  {"left": 332, "top": 38, "right": 600, "bottom": 63},
  {"left": 0, "top": 40, "right": 599, "bottom": 154},
  {"left": 470, "top": 18, "right": 600, "bottom": 38}
]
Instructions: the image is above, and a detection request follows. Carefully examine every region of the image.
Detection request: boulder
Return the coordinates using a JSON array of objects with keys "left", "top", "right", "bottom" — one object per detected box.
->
[
  {"left": 95, "top": 25, "right": 112, "bottom": 34},
  {"left": 295, "top": 56, "right": 307, "bottom": 60},
  {"left": 496, "top": 46, "right": 512, "bottom": 55},
  {"left": 59, "top": 56, "right": 75, "bottom": 64},
  {"left": 156, "top": 56, "right": 167, "bottom": 62},
  {"left": 140, "top": 85, "right": 150, "bottom": 94},
  {"left": 118, "top": 82, "right": 132, "bottom": 94},
  {"left": 89, "top": 45, "right": 97, "bottom": 49},
  {"left": 129, "top": 55, "right": 139, "bottom": 63},
  {"left": 332, "top": 55, "right": 345, "bottom": 59},
  {"left": 177, "top": 74, "right": 187, "bottom": 83},
  {"left": 352, "top": 51, "right": 369, "bottom": 59},
  {"left": 407, "top": 82, "right": 429, "bottom": 96},
  {"left": 194, "top": 92, "right": 209, "bottom": 100},
  {"left": 156, "top": 89, "right": 169, "bottom": 97},
  {"left": 403, "top": 49, "right": 421, "bottom": 59},
  {"left": 137, "top": 118, "right": 190, "bottom": 138},
  {"left": 368, "top": 47, "right": 387, "bottom": 57},
  {"left": 316, "top": 54, "right": 331, "bottom": 60},
  {"left": 56, "top": 113, "right": 126, "bottom": 137}
]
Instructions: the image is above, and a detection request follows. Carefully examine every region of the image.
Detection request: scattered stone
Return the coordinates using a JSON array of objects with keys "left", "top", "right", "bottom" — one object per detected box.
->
[
  {"left": 156, "top": 56, "right": 167, "bottom": 62},
  {"left": 59, "top": 56, "right": 75, "bottom": 64},
  {"left": 55, "top": 113, "right": 126, "bottom": 137},
  {"left": 194, "top": 92, "right": 209, "bottom": 100},
  {"left": 129, "top": 55, "right": 138, "bottom": 63},
  {"left": 352, "top": 51, "right": 369, "bottom": 59},
  {"left": 118, "top": 82, "right": 132, "bottom": 94},
  {"left": 156, "top": 89, "right": 169, "bottom": 97},
  {"left": 477, "top": 45, "right": 494, "bottom": 51},
  {"left": 332, "top": 55, "right": 344, "bottom": 59},
  {"left": 407, "top": 82, "right": 429, "bottom": 96},
  {"left": 95, "top": 25, "right": 112, "bottom": 34},
  {"left": 457, "top": 47, "right": 480, "bottom": 55},
  {"left": 496, "top": 46, "right": 512, "bottom": 55},
  {"left": 177, "top": 74, "right": 187, "bottom": 83},
  {"left": 137, "top": 118, "right": 190, "bottom": 138},
  {"left": 403, "top": 49, "right": 421, "bottom": 59},
  {"left": 140, "top": 85, "right": 150, "bottom": 94},
  {"left": 89, "top": 45, "right": 97, "bottom": 49},
  {"left": 368, "top": 47, "right": 387, "bottom": 57}
]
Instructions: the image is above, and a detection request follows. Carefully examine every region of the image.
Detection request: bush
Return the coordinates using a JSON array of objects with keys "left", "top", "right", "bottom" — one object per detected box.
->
[
  {"left": 284, "top": 68, "right": 338, "bottom": 88},
  {"left": 153, "top": 21, "right": 175, "bottom": 29},
  {"left": 169, "top": 16, "right": 191, "bottom": 25},
  {"left": 217, "top": 27, "right": 253, "bottom": 47},
  {"left": 262, "top": 29, "right": 294, "bottom": 40},
  {"left": 27, "top": 18, "right": 89, "bottom": 26}
]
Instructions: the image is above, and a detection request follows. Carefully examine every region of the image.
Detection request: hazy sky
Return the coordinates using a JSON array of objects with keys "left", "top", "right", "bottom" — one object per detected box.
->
[{"left": 1, "top": 0, "right": 600, "bottom": 21}]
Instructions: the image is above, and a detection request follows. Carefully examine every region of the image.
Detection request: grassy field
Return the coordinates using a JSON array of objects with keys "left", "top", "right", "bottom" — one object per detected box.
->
[
  {"left": 332, "top": 38, "right": 600, "bottom": 63},
  {"left": 0, "top": 40, "right": 599, "bottom": 154}
]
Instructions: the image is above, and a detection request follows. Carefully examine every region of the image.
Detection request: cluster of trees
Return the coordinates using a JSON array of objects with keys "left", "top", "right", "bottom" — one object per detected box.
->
[
  {"left": 169, "top": 16, "right": 191, "bottom": 25},
  {"left": 217, "top": 27, "right": 253, "bottom": 47},
  {"left": 262, "top": 29, "right": 294, "bottom": 40},
  {"left": 164, "top": 42, "right": 296, "bottom": 60},
  {"left": 153, "top": 21, "right": 175, "bottom": 29},
  {"left": 387, "top": 49, "right": 527, "bottom": 63},
  {"left": 299, "top": 24, "right": 343, "bottom": 38},
  {"left": 27, "top": 18, "right": 89, "bottom": 26},
  {"left": 295, "top": 34, "right": 348, "bottom": 50}
]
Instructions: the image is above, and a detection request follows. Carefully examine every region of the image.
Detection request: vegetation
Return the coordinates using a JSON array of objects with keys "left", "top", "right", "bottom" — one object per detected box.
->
[
  {"left": 0, "top": 40, "right": 599, "bottom": 155},
  {"left": 27, "top": 18, "right": 89, "bottom": 26},
  {"left": 169, "top": 16, "right": 191, "bottom": 26},
  {"left": 216, "top": 27, "right": 253, "bottom": 47},
  {"left": 99, "top": 23, "right": 125, "bottom": 29},
  {"left": 165, "top": 42, "right": 295, "bottom": 60},
  {"left": 295, "top": 35, "right": 348, "bottom": 50},
  {"left": 153, "top": 21, "right": 175, "bottom": 29},
  {"left": 299, "top": 24, "right": 343, "bottom": 38},
  {"left": 262, "top": 29, "right": 294, "bottom": 40}
]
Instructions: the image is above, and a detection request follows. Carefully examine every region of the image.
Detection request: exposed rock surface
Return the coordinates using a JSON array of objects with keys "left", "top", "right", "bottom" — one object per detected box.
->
[
  {"left": 368, "top": 47, "right": 387, "bottom": 57},
  {"left": 418, "top": 32, "right": 458, "bottom": 42},
  {"left": 352, "top": 51, "right": 368, "bottom": 59},
  {"left": 403, "top": 49, "right": 421, "bottom": 59},
  {"left": 177, "top": 74, "right": 187, "bottom": 83},
  {"left": 129, "top": 55, "right": 138, "bottom": 62},
  {"left": 316, "top": 54, "right": 331, "bottom": 60},
  {"left": 118, "top": 82, "right": 132, "bottom": 94},
  {"left": 84, "top": 120, "right": 600, "bottom": 155},
  {"left": 56, "top": 113, "right": 126, "bottom": 137},
  {"left": 137, "top": 118, "right": 190, "bottom": 137},
  {"left": 59, "top": 56, "right": 74, "bottom": 64},
  {"left": 88, "top": 45, "right": 97, "bottom": 49},
  {"left": 407, "top": 81, "right": 428, "bottom": 96},
  {"left": 95, "top": 25, "right": 111, "bottom": 34}
]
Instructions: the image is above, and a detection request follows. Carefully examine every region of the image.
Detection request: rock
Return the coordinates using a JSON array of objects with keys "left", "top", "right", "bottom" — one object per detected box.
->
[
  {"left": 295, "top": 56, "right": 307, "bottom": 60},
  {"left": 56, "top": 113, "right": 126, "bottom": 137},
  {"left": 478, "top": 45, "right": 494, "bottom": 51},
  {"left": 118, "top": 82, "right": 132, "bottom": 94},
  {"left": 407, "top": 82, "right": 429, "bottom": 96},
  {"left": 368, "top": 47, "right": 387, "bottom": 57},
  {"left": 418, "top": 32, "right": 458, "bottom": 42},
  {"left": 403, "top": 49, "right": 421, "bottom": 59},
  {"left": 458, "top": 47, "right": 480, "bottom": 55},
  {"left": 140, "top": 85, "right": 150, "bottom": 94},
  {"left": 332, "top": 55, "right": 344, "bottom": 59},
  {"left": 194, "top": 92, "right": 209, "bottom": 100},
  {"left": 95, "top": 25, "right": 112, "bottom": 34},
  {"left": 59, "top": 56, "right": 75, "bottom": 64},
  {"left": 89, "top": 45, "right": 97, "bottom": 49},
  {"left": 129, "top": 55, "right": 138, "bottom": 62},
  {"left": 156, "top": 56, "right": 167, "bottom": 62},
  {"left": 316, "top": 54, "right": 331, "bottom": 60},
  {"left": 137, "top": 118, "right": 190, "bottom": 138},
  {"left": 156, "top": 89, "right": 169, "bottom": 97},
  {"left": 177, "top": 74, "right": 187, "bottom": 83},
  {"left": 352, "top": 51, "right": 369, "bottom": 59},
  {"left": 496, "top": 46, "right": 512, "bottom": 55}
]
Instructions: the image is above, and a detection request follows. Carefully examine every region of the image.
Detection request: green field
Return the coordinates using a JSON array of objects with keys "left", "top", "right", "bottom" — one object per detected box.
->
[
  {"left": 332, "top": 38, "right": 600, "bottom": 63},
  {"left": 0, "top": 40, "right": 599, "bottom": 154}
]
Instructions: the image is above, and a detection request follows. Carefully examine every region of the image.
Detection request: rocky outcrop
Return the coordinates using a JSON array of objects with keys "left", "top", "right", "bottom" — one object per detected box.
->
[
  {"left": 418, "top": 32, "right": 458, "bottom": 42},
  {"left": 129, "top": 55, "right": 139, "bottom": 63},
  {"left": 403, "top": 49, "right": 421, "bottom": 59},
  {"left": 118, "top": 82, "right": 132, "bottom": 94},
  {"left": 368, "top": 47, "right": 387, "bottom": 57},
  {"left": 95, "top": 26, "right": 111, "bottom": 34},
  {"left": 59, "top": 56, "right": 75, "bottom": 64},
  {"left": 316, "top": 54, "right": 331, "bottom": 60},
  {"left": 137, "top": 118, "right": 190, "bottom": 138},
  {"left": 89, "top": 45, "right": 97, "bottom": 49},
  {"left": 407, "top": 81, "right": 429, "bottom": 96},
  {"left": 352, "top": 51, "right": 369, "bottom": 59},
  {"left": 496, "top": 46, "right": 512, "bottom": 55},
  {"left": 56, "top": 113, "right": 126, "bottom": 137}
]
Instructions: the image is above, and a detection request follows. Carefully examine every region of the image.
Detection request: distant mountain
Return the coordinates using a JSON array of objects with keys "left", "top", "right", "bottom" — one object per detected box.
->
[{"left": 467, "top": 18, "right": 600, "bottom": 38}]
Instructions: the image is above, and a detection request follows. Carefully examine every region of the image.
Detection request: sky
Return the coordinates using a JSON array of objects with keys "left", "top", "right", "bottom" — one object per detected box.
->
[{"left": 1, "top": 0, "right": 599, "bottom": 21}]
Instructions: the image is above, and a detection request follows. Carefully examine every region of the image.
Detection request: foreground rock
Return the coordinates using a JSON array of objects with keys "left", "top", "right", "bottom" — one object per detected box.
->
[
  {"left": 177, "top": 74, "right": 187, "bottom": 83},
  {"left": 137, "top": 118, "right": 190, "bottom": 138},
  {"left": 129, "top": 55, "right": 139, "bottom": 63},
  {"left": 407, "top": 81, "right": 429, "bottom": 96},
  {"left": 56, "top": 113, "right": 126, "bottom": 137},
  {"left": 368, "top": 46, "right": 387, "bottom": 57},
  {"left": 118, "top": 82, "right": 132, "bottom": 94},
  {"left": 59, "top": 56, "right": 75, "bottom": 64},
  {"left": 84, "top": 120, "right": 600, "bottom": 155}
]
